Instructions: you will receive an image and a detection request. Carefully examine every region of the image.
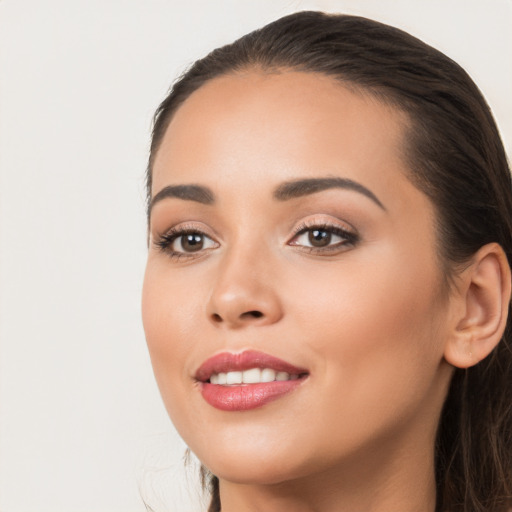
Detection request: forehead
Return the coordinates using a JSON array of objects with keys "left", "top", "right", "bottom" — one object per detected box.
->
[{"left": 152, "top": 70, "right": 410, "bottom": 198}]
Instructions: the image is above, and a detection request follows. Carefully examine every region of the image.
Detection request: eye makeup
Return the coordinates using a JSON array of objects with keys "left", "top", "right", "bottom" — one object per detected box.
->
[
  {"left": 153, "top": 222, "right": 220, "bottom": 261},
  {"left": 288, "top": 219, "right": 360, "bottom": 255},
  {"left": 153, "top": 215, "right": 360, "bottom": 262}
]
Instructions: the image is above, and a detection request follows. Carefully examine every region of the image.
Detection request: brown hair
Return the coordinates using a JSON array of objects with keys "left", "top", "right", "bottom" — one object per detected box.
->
[{"left": 147, "top": 11, "right": 512, "bottom": 512}]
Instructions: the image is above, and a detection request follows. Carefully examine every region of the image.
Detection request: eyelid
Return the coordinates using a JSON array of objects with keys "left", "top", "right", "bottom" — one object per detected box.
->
[
  {"left": 287, "top": 217, "right": 360, "bottom": 250},
  {"left": 153, "top": 222, "right": 220, "bottom": 258},
  {"left": 153, "top": 221, "right": 219, "bottom": 242},
  {"left": 289, "top": 216, "right": 357, "bottom": 238}
]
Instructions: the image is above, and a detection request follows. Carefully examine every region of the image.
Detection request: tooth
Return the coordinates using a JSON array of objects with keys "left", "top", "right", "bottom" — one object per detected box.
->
[
  {"left": 226, "top": 371, "right": 243, "bottom": 385},
  {"left": 290, "top": 374, "right": 299, "bottom": 380},
  {"left": 261, "top": 369, "right": 276, "bottom": 382},
  {"left": 210, "top": 374, "right": 219, "bottom": 385},
  {"left": 276, "top": 371, "right": 290, "bottom": 381},
  {"left": 217, "top": 372, "right": 227, "bottom": 385},
  {"left": 242, "top": 368, "right": 261, "bottom": 384}
]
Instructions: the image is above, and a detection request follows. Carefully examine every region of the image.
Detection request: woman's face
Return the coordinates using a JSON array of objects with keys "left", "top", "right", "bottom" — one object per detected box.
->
[{"left": 142, "top": 71, "right": 455, "bottom": 485}]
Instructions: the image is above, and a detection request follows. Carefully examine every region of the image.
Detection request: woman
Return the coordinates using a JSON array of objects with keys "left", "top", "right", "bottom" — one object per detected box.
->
[{"left": 141, "top": 11, "right": 512, "bottom": 512}]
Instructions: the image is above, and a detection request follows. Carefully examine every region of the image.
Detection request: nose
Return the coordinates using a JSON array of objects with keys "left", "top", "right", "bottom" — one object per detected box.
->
[{"left": 206, "top": 246, "right": 284, "bottom": 329}]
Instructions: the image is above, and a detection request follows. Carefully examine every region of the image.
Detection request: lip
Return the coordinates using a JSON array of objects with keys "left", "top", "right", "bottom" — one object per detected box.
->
[
  {"left": 195, "top": 350, "right": 309, "bottom": 412},
  {"left": 195, "top": 350, "right": 308, "bottom": 382}
]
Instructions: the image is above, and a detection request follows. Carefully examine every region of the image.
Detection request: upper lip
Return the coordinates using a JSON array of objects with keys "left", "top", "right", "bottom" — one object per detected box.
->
[{"left": 195, "top": 350, "right": 309, "bottom": 382}]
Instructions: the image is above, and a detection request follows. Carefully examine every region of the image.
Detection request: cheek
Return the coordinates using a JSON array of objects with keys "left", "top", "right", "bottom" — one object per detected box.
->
[
  {"left": 142, "top": 256, "right": 205, "bottom": 341},
  {"left": 141, "top": 263, "right": 201, "bottom": 411},
  {"left": 293, "top": 244, "right": 443, "bottom": 343},
  {"left": 288, "top": 243, "right": 447, "bottom": 401}
]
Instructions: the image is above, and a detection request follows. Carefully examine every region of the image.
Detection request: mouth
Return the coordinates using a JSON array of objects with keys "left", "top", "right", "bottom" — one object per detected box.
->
[
  {"left": 209, "top": 368, "right": 301, "bottom": 385},
  {"left": 195, "top": 350, "right": 309, "bottom": 411}
]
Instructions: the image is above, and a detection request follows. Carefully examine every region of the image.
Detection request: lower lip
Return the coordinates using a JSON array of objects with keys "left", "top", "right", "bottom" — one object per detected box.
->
[{"left": 200, "top": 379, "right": 305, "bottom": 411}]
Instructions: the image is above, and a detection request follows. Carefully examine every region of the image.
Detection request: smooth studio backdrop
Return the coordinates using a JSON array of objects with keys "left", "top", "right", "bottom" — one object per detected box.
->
[{"left": 0, "top": 0, "right": 511, "bottom": 511}]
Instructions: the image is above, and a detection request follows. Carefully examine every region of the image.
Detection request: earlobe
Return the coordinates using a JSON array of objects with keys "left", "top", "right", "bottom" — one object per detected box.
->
[{"left": 444, "top": 243, "right": 511, "bottom": 369}]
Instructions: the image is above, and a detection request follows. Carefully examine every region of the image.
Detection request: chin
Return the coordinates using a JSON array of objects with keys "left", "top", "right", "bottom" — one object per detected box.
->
[
  {"left": 188, "top": 429, "right": 326, "bottom": 486},
  {"left": 204, "top": 454, "right": 309, "bottom": 486}
]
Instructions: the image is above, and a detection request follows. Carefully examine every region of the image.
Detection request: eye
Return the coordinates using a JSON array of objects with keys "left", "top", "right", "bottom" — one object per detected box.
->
[
  {"left": 172, "top": 232, "right": 216, "bottom": 253},
  {"left": 289, "top": 223, "right": 358, "bottom": 252},
  {"left": 155, "top": 227, "right": 218, "bottom": 258}
]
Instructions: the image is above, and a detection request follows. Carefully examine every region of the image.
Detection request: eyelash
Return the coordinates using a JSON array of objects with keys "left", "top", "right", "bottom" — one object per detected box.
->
[
  {"left": 290, "top": 221, "right": 359, "bottom": 253},
  {"left": 154, "top": 221, "right": 359, "bottom": 261},
  {"left": 154, "top": 224, "right": 217, "bottom": 261}
]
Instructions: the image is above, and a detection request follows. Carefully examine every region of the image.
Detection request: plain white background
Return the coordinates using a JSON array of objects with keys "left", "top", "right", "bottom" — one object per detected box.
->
[{"left": 0, "top": 0, "right": 510, "bottom": 511}]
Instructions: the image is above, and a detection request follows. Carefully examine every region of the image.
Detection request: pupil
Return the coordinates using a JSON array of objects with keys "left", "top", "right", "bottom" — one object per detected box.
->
[
  {"left": 182, "top": 233, "right": 203, "bottom": 252},
  {"left": 309, "top": 230, "right": 331, "bottom": 247}
]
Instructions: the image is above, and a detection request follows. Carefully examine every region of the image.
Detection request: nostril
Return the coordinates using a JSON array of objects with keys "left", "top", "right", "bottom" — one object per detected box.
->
[
  {"left": 210, "top": 310, "right": 265, "bottom": 324},
  {"left": 244, "top": 310, "right": 263, "bottom": 319}
]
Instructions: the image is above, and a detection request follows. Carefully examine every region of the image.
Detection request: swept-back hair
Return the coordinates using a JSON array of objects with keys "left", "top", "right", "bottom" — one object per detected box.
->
[{"left": 147, "top": 11, "right": 512, "bottom": 512}]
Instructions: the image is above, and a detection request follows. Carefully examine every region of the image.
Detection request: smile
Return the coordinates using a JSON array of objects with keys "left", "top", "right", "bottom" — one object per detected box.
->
[
  {"left": 195, "top": 350, "right": 309, "bottom": 411},
  {"left": 210, "top": 368, "right": 300, "bottom": 385}
]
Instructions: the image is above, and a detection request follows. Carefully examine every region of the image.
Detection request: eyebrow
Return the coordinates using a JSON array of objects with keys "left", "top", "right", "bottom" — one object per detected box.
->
[
  {"left": 149, "top": 184, "right": 215, "bottom": 212},
  {"left": 149, "top": 176, "right": 385, "bottom": 214},
  {"left": 273, "top": 177, "right": 386, "bottom": 210}
]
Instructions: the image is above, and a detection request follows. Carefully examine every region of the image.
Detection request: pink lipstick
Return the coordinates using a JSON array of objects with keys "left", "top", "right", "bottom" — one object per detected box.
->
[{"left": 195, "top": 350, "right": 309, "bottom": 411}]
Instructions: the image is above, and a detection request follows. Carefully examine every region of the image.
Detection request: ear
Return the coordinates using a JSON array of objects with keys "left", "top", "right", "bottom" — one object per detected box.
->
[{"left": 444, "top": 243, "right": 511, "bottom": 369}]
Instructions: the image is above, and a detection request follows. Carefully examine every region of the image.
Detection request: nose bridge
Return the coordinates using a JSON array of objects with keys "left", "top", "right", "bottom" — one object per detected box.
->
[{"left": 207, "top": 234, "right": 282, "bottom": 328}]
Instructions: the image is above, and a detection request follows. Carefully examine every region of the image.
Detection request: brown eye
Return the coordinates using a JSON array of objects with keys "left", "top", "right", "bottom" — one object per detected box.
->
[
  {"left": 173, "top": 232, "right": 218, "bottom": 253},
  {"left": 155, "top": 228, "right": 218, "bottom": 258},
  {"left": 308, "top": 229, "right": 331, "bottom": 247},
  {"left": 179, "top": 233, "right": 205, "bottom": 252},
  {"left": 289, "top": 224, "right": 358, "bottom": 252}
]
